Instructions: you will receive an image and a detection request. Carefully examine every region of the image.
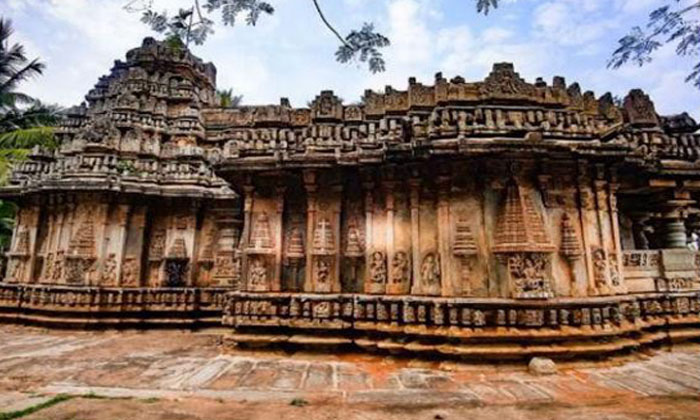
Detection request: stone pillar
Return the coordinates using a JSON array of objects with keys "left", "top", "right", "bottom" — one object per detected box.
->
[
  {"left": 384, "top": 181, "right": 395, "bottom": 288},
  {"left": 409, "top": 177, "right": 421, "bottom": 295},
  {"left": 576, "top": 161, "right": 597, "bottom": 296},
  {"left": 273, "top": 185, "right": 286, "bottom": 292},
  {"left": 24, "top": 206, "right": 40, "bottom": 284},
  {"left": 437, "top": 175, "right": 451, "bottom": 296},
  {"left": 362, "top": 177, "right": 374, "bottom": 292},
  {"left": 240, "top": 184, "right": 254, "bottom": 292},
  {"left": 332, "top": 183, "right": 343, "bottom": 293},
  {"left": 608, "top": 181, "right": 626, "bottom": 293},
  {"left": 112, "top": 204, "right": 130, "bottom": 287},
  {"left": 656, "top": 190, "right": 694, "bottom": 249},
  {"left": 303, "top": 170, "right": 317, "bottom": 292},
  {"left": 660, "top": 216, "right": 688, "bottom": 249}
]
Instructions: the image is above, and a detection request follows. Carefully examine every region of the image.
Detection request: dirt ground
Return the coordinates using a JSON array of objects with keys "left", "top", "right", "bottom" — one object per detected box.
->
[
  {"left": 20, "top": 395, "right": 700, "bottom": 420},
  {"left": 0, "top": 325, "right": 698, "bottom": 420}
]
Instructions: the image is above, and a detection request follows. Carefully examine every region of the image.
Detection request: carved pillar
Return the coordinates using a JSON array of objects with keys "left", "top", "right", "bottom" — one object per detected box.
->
[
  {"left": 608, "top": 181, "right": 626, "bottom": 293},
  {"left": 303, "top": 170, "right": 317, "bottom": 292},
  {"left": 576, "top": 161, "right": 598, "bottom": 295},
  {"left": 184, "top": 204, "right": 199, "bottom": 287},
  {"left": 212, "top": 208, "right": 241, "bottom": 288},
  {"left": 240, "top": 184, "right": 254, "bottom": 291},
  {"left": 437, "top": 175, "right": 451, "bottom": 296},
  {"left": 332, "top": 183, "right": 343, "bottom": 293},
  {"left": 657, "top": 190, "right": 694, "bottom": 249},
  {"left": 125, "top": 205, "right": 147, "bottom": 287},
  {"left": 112, "top": 204, "right": 130, "bottom": 287},
  {"left": 24, "top": 206, "right": 40, "bottom": 284},
  {"left": 273, "top": 185, "right": 286, "bottom": 292},
  {"left": 409, "top": 177, "right": 421, "bottom": 295},
  {"left": 384, "top": 180, "right": 396, "bottom": 291},
  {"left": 58, "top": 202, "right": 76, "bottom": 284},
  {"left": 362, "top": 176, "right": 375, "bottom": 293}
]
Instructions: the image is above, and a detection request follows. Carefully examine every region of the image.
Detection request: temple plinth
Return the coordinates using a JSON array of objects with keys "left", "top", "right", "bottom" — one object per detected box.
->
[{"left": 0, "top": 40, "right": 699, "bottom": 360}]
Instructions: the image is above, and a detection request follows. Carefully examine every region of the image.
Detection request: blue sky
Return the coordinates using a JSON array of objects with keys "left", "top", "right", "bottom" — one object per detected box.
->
[{"left": 5, "top": 0, "right": 700, "bottom": 118}]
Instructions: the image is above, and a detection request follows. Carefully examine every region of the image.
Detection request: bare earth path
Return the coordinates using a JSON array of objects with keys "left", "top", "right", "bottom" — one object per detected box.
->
[{"left": 0, "top": 325, "right": 698, "bottom": 419}]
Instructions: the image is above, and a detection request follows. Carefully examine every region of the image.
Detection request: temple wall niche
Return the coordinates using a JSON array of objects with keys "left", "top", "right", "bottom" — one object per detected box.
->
[
  {"left": 416, "top": 182, "right": 440, "bottom": 296},
  {"left": 449, "top": 164, "right": 486, "bottom": 297}
]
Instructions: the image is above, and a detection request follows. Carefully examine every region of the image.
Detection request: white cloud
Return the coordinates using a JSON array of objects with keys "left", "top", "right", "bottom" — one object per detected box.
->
[{"left": 3, "top": 0, "right": 698, "bottom": 119}]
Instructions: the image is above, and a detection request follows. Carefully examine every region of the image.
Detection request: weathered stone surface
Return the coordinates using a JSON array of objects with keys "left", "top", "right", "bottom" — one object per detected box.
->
[
  {"left": 0, "top": 38, "right": 699, "bottom": 360},
  {"left": 528, "top": 357, "right": 558, "bottom": 376}
]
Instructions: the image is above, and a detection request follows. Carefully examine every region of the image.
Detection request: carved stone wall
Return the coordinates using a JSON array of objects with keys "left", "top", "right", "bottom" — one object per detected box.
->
[{"left": 1, "top": 38, "right": 699, "bottom": 356}]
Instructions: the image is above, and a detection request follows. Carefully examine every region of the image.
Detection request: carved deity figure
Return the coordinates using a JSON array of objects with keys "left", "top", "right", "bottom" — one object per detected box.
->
[
  {"left": 52, "top": 251, "right": 65, "bottom": 283},
  {"left": 8, "top": 259, "right": 25, "bottom": 283},
  {"left": 420, "top": 253, "right": 441, "bottom": 295},
  {"left": 248, "top": 258, "right": 268, "bottom": 290},
  {"left": 121, "top": 257, "right": 139, "bottom": 287},
  {"left": 315, "top": 258, "right": 331, "bottom": 284},
  {"left": 369, "top": 251, "right": 387, "bottom": 284},
  {"left": 592, "top": 247, "right": 608, "bottom": 288},
  {"left": 100, "top": 253, "right": 118, "bottom": 286},
  {"left": 391, "top": 251, "right": 410, "bottom": 285},
  {"left": 507, "top": 253, "right": 550, "bottom": 298}
]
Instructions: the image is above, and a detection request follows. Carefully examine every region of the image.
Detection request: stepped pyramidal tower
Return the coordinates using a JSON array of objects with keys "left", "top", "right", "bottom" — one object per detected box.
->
[{"left": 0, "top": 39, "right": 698, "bottom": 360}]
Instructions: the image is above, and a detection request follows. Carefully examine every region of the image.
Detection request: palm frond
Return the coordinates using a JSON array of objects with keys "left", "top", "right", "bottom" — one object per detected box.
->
[{"left": 0, "top": 127, "right": 55, "bottom": 149}]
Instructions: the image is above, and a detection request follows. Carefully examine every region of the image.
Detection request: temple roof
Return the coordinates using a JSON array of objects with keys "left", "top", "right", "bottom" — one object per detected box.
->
[{"left": 2, "top": 38, "right": 700, "bottom": 200}]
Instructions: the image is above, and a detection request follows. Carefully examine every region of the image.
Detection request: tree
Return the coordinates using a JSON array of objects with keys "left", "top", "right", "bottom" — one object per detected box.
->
[
  {"left": 0, "top": 18, "right": 61, "bottom": 249},
  {"left": 216, "top": 88, "right": 243, "bottom": 108},
  {"left": 124, "top": 0, "right": 390, "bottom": 73},
  {"left": 609, "top": 1, "right": 700, "bottom": 89}
]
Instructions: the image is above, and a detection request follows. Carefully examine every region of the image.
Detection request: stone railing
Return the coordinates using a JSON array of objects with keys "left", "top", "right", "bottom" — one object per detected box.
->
[
  {"left": 0, "top": 284, "right": 229, "bottom": 327},
  {"left": 223, "top": 291, "right": 700, "bottom": 359},
  {"left": 225, "top": 291, "right": 700, "bottom": 332},
  {"left": 622, "top": 249, "right": 700, "bottom": 293}
]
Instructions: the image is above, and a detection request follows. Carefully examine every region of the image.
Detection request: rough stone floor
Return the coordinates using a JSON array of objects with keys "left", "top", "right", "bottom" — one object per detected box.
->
[{"left": 0, "top": 325, "right": 698, "bottom": 420}]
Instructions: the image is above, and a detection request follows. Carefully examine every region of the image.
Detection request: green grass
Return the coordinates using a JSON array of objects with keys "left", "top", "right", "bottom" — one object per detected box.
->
[
  {"left": 290, "top": 398, "right": 309, "bottom": 407},
  {"left": 0, "top": 394, "right": 73, "bottom": 420}
]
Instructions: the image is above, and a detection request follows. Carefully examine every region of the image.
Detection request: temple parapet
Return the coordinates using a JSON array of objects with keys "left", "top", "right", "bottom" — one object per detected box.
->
[{"left": 0, "top": 39, "right": 698, "bottom": 359}]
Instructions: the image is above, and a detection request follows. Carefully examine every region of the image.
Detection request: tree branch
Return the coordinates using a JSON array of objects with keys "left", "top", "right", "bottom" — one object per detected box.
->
[{"left": 312, "top": 0, "right": 351, "bottom": 48}]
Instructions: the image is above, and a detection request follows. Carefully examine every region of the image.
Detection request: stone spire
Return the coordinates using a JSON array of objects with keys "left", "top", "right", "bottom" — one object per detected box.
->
[
  {"left": 68, "top": 221, "right": 96, "bottom": 258},
  {"left": 453, "top": 218, "right": 477, "bottom": 257},
  {"left": 249, "top": 212, "right": 273, "bottom": 250},
  {"left": 560, "top": 213, "right": 582, "bottom": 261},
  {"left": 312, "top": 218, "right": 335, "bottom": 255},
  {"left": 344, "top": 222, "right": 363, "bottom": 258},
  {"left": 167, "top": 238, "right": 188, "bottom": 260},
  {"left": 493, "top": 179, "right": 554, "bottom": 254},
  {"left": 286, "top": 227, "right": 305, "bottom": 259}
]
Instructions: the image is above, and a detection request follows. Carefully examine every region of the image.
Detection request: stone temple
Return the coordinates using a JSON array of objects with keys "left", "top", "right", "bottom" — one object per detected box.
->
[{"left": 1, "top": 38, "right": 699, "bottom": 360}]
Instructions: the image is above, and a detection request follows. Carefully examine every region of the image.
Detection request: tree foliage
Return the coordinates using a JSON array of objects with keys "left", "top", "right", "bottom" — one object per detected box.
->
[
  {"left": 0, "top": 17, "right": 60, "bottom": 249},
  {"left": 610, "top": 1, "right": 700, "bottom": 89},
  {"left": 216, "top": 88, "right": 243, "bottom": 108},
  {"left": 126, "top": 0, "right": 390, "bottom": 73}
]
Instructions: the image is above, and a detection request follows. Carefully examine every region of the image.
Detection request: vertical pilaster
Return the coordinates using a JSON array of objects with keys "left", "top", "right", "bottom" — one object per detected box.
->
[
  {"left": 576, "top": 161, "right": 597, "bottom": 296},
  {"left": 409, "top": 177, "right": 421, "bottom": 295},
  {"left": 608, "top": 181, "right": 627, "bottom": 293},
  {"left": 437, "top": 175, "right": 451, "bottom": 296},
  {"left": 332, "top": 183, "right": 343, "bottom": 293},
  {"left": 240, "top": 184, "right": 254, "bottom": 291},
  {"left": 273, "top": 185, "right": 286, "bottom": 292},
  {"left": 303, "top": 170, "right": 317, "bottom": 292},
  {"left": 362, "top": 177, "right": 374, "bottom": 291},
  {"left": 24, "top": 205, "right": 40, "bottom": 284},
  {"left": 384, "top": 181, "right": 397, "bottom": 293}
]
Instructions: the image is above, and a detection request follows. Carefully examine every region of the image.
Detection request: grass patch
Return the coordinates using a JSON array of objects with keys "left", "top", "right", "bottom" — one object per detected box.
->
[
  {"left": 290, "top": 398, "right": 309, "bottom": 407},
  {"left": 142, "top": 397, "right": 160, "bottom": 404},
  {"left": 0, "top": 394, "right": 73, "bottom": 420}
]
